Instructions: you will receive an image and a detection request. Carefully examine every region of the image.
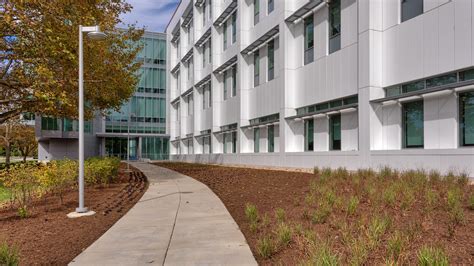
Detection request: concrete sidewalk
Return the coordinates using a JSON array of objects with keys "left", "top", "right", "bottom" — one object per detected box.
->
[{"left": 70, "top": 162, "right": 257, "bottom": 266}]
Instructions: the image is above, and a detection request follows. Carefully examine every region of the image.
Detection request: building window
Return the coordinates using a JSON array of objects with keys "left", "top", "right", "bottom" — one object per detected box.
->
[
  {"left": 268, "top": 40, "right": 275, "bottom": 81},
  {"left": 41, "top": 117, "right": 59, "bottom": 131},
  {"left": 203, "top": 83, "right": 212, "bottom": 109},
  {"left": 403, "top": 100, "right": 424, "bottom": 148},
  {"left": 328, "top": 0, "right": 341, "bottom": 54},
  {"left": 202, "top": 42, "right": 206, "bottom": 67},
  {"left": 232, "top": 65, "right": 237, "bottom": 97},
  {"left": 401, "top": 0, "right": 423, "bottom": 22},
  {"left": 223, "top": 20, "right": 228, "bottom": 50},
  {"left": 231, "top": 12, "right": 237, "bottom": 44},
  {"left": 209, "top": 0, "right": 212, "bottom": 21},
  {"left": 268, "top": 0, "right": 274, "bottom": 14},
  {"left": 268, "top": 125, "right": 274, "bottom": 152},
  {"left": 460, "top": 92, "right": 474, "bottom": 146},
  {"left": 202, "top": 1, "right": 207, "bottom": 26},
  {"left": 329, "top": 114, "right": 341, "bottom": 150},
  {"left": 232, "top": 131, "right": 237, "bottom": 153},
  {"left": 304, "top": 119, "right": 314, "bottom": 151},
  {"left": 223, "top": 70, "right": 228, "bottom": 100},
  {"left": 254, "top": 0, "right": 259, "bottom": 25},
  {"left": 208, "top": 40, "right": 212, "bottom": 64},
  {"left": 304, "top": 15, "right": 314, "bottom": 65},
  {"left": 254, "top": 128, "right": 260, "bottom": 153},
  {"left": 187, "top": 94, "right": 193, "bottom": 116},
  {"left": 254, "top": 50, "right": 260, "bottom": 87}
]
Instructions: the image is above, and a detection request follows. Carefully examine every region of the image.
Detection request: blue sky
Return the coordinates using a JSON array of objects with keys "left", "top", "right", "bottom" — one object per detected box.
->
[{"left": 120, "top": 0, "right": 180, "bottom": 33}]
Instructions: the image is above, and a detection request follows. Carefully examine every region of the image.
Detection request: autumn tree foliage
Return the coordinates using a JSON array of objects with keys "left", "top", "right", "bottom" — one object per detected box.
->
[{"left": 0, "top": 0, "right": 144, "bottom": 124}]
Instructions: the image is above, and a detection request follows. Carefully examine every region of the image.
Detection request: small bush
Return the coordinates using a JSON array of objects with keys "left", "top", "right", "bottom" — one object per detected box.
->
[
  {"left": 333, "top": 167, "right": 349, "bottom": 179},
  {"left": 305, "top": 241, "right": 340, "bottom": 266},
  {"left": 469, "top": 194, "right": 474, "bottom": 210},
  {"left": 417, "top": 246, "right": 448, "bottom": 266},
  {"left": 275, "top": 223, "right": 292, "bottom": 247},
  {"left": 425, "top": 189, "right": 439, "bottom": 211},
  {"left": 257, "top": 235, "right": 275, "bottom": 259},
  {"left": 245, "top": 203, "right": 259, "bottom": 224},
  {"left": 313, "top": 167, "right": 320, "bottom": 176},
  {"left": 379, "top": 166, "right": 394, "bottom": 179},
  {"left": 367, "top": 215, "right": 391, "bottom": 248},
  {"left": 350, "top": 237, "right": 368, "bottom": 266},
  {"left": 0, "top": 242, "right": 19, "bottom": 266},
  {"left": 387, "top": 231, "right": 406, "bottom": 261},
  {"left": 346, "top": 196, "right": 359, "bottom": 215},
  {"left": 428, "top": 170, "right": 441, "bottom": 183},
  {"left": 275, "top": 208, "right": 286, "bottom": 223},
  {"left": 312, "top": 204, "right": 331, "bottom": 224},
  {"left": 321, "top": 167, "right": 332, "bottom": 181},
  {"left": 37, "top": 159, "right": 77, "bottom": 205},
  {"left": 383, "top": 186, "right": 397, "bottom": 207},
  {"left": 84, "top": 157, "right": 120, "bottom": 185}
]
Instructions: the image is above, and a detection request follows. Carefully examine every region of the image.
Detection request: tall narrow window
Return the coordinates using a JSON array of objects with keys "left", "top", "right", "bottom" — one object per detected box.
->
[
  {"left": 203, "top": 1, "right": 207, "bottom": 26},
  {"left": 403, "top": 101, "right": 424, "bottom": 148},
  {"left": 329, "top": 0, "right": 341, "bottom": 54},
  {"left": 187, "top": 94, "right": 193, "bottom": 116},
  {"left": 304, "top": 119, "right": 314, "bottom": 151},
  {"left": 329, "top": 114, "right": 341, "bottom": 150},
  {"left": 268, "top": 40, "right": 275, "bottom": 81},
  {"left": 460, "top": 92, "right": 474, "bottom": 146},
  {"left": 223, "top": 70, "right": 228, "bottom": 100},
  {"left": 231, "top": 12, "right": 237, "bottom": 44},
  {"left": 223, "top": 133, "right": 227, "bottom": 153},
  {"left": 209, "top": 0, "right": 212, "bottom": 21},
  {"left": 268, "top": 125, "right": 274, "bottom": 152},
  {"left": 254, "top": 0, "right": 260, "bottom": 25},
  {"left": 223, "top": 20, "right": 228, "bottom": 50},
  {"left": 232, "top": 131, "right": 237, "bottom": 153},
  {"left": 232, "top": 65, "right": 237, "bottom": 97},
  {"left": 202, "top": 42, "right": 206, "bottom": 67},
  {"left": 209, "top": 81, "right": 212, "bottom": 107},
  {"left": 254, "top": 51, "right": 260, "bottom": 87},
  {"left": 208, "top": 40, "right": 212, "bottom": 63},
  {"left": 254, "top": 128, "right": 260, "bottom": 153},
  {"left": 202, "top": 84, "right": 207, "bottom": 109},
  {"left": 401, "top": 0, "right": 423, "bottom": 22},
  {"left": 268, "top": 0, "right": 274, "bottom": 14},
  {"left": 304, "top": 15, "right": 314, "bottom": 65}
]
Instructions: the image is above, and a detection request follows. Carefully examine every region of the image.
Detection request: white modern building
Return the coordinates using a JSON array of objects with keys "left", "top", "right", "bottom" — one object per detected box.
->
[{"left": 167, "top": 0, "right": 474, "bottom": 173}]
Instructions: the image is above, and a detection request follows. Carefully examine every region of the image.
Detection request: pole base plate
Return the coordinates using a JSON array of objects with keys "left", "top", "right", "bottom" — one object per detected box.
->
[{"left": 67, "top": 210, "right": 96, "bottom": 219}]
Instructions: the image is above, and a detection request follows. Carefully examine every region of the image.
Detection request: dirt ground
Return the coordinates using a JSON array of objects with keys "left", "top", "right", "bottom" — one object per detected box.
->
[
  {"left": 0, "top": 163, "right": 148, "bottom": 265},
  {"left": 156, "top": 162, "right": 474, "bottom": 265}
]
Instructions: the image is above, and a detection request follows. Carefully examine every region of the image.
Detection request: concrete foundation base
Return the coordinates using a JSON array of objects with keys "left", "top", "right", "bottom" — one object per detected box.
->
[{"left": 67, "top": 210, "right": 96, "bottom": 219}]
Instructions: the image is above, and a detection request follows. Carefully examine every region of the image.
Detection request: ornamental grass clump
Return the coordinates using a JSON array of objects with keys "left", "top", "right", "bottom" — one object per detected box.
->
[
  {"left": 417, "top": 246, "right": 448, "bottom": 266},
  {"left": 346, "top": 196, "right": 359, "bottom": 216},
  {"left": 275, "top": 208, "right": 286, "bottom": 223},
  {"left": 275, "top": 223, "right": 292, "bottom": 247},
  {"left": 256, "top": 235, "right": 275, "bottom": 259},
  {"left": 0, "top": 242, "right": 19, "bottom": 266}
]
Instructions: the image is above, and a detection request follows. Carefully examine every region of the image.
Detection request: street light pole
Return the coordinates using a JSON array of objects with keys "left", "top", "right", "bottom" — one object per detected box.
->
[{"left": 68, "top": 25, "right": 107, "bottom": 218}]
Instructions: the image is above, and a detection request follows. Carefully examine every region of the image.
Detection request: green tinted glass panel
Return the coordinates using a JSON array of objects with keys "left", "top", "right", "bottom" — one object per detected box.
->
[
  {"left": 304, "top": 119, "right": 314, "bottom": 151},
  {"left": 268, "top": 125, "right": 274, "bottom": 153},
  {"left": 386, "top": 86, "right": 401, "bottom": 97},
  {"left": 425, "top": 73, "right": 457, "bottom": 88},
  {"left": 460, "top": 92, "right": 474, "bottom": 146},
  {"left": 329, "top": 114, "right": 341, "bottom": 150},
  {"left": 459, "top": 69, "right": 474, "bottom": 81},
  {"left": 402, "top": 81, "right": 425, "bottom": 93},
  {"left": 254, "top": 128, "right": 260, "bottom": 153},
  {"left": 403, "top": 101, "right": 424, "bottom": 148}
]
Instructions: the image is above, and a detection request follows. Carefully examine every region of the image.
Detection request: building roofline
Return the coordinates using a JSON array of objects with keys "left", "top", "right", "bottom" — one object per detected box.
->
[{"left": 165, "top": 0, "right": 183, "bottom": 32}]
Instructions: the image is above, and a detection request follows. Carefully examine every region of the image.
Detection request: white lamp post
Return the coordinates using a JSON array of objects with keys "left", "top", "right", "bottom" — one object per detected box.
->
[{"left": 68, "top": 25, "right": 107, "bottom": 218}]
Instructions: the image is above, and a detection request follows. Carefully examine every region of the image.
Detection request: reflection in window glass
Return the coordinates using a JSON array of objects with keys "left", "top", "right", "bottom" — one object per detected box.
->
[
  {"left": 304, "top": 119, "right": 314, "bottom": 151},
  {"left": 268, "top": 125, "right": 274, "bottom": 152},
  {"left": 254, "top": 128, "right": 260, "bottom": 153},
  {"left": 460, "top": 92, "right": 474, "bottom": 146},
  {"left": 403, "top": 101, "right": 424, "bottom": 148},
  {"left": 268, "top": 40, "right": 275, "bottom": 81},
  {"left": 304, "top": 16, "right": 314, "bottom": 65},
  {"left": 425, "top": 73, "right": 457, "bottom": 88},
  {"left": 329, "top": 114, "right": 341, "bottom": 150},
  {"left": 401, "top": 0, "right": 423, "bottom": 22}
]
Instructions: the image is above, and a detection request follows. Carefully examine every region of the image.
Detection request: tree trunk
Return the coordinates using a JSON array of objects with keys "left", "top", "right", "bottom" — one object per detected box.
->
[
  {"left": 5, "top": 143, "right": 11, "bottom": 167},
  {"left": 23, "top": 153, "right": 27, "bottom": 162}
]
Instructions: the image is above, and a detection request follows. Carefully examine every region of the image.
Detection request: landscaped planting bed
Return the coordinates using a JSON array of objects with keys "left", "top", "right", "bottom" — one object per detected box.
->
[
  {"left": 156, "top": 162, "right": 474, "bottom": 265},
  {"left": 0, "top": 162, "right": 147, "bottom": 265}
]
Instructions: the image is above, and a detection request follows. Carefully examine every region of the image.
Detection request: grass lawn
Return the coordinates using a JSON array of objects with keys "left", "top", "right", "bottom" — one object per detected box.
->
[
  {"left": 0, "top": 185, "right": 11, "bottom": 202},
  {"left": 157, "top": 162, "right": 474, "bottom": 265}
]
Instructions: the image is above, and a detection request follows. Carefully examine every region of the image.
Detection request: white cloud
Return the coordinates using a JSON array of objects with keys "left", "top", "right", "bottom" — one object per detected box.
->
[{"left": 119, "top": 0, "right": 180, "bottom": 33}]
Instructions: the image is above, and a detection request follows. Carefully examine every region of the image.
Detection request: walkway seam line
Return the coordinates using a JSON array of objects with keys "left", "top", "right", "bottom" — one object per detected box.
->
[{"left": 161, "top": 178, "right": 182, "bottom": 266}]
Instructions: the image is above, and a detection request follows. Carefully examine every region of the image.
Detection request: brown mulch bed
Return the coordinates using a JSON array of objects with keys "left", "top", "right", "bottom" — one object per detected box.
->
[
  {"left": 0, "top": 163, "right": 148, "bottom": 265},
  {"left": 156, "top": 162, "right": 474, "bottom": 265}
]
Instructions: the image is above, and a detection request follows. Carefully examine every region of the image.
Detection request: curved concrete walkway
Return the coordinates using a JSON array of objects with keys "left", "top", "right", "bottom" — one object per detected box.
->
[{"left": 70, "top": 162, "right": 256, "bottom": 266}]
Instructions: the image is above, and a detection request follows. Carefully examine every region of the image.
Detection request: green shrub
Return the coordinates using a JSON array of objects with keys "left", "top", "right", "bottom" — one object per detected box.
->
[
  {"left": 350, "top": 237, "right": 368, "bottom": 266},
  {"left": 0, "top": 242, "right": 19, "bottom": 266},
  {"left": 469, "top": 194, "right": 474, "bottom": 210},
  {"left": 387, "top": 231, "right": 406, "bottom": 261},
  {"left": 256, "top": 235, "right": 275, "bottom": 258},
  {"left": 305, "top": 241, "right": 340, "bottom": 266},
  {"left": 367, "top": 215, "right": 391, "bottom": 248},
  {"left": 383, "top": 185, "right": 397, "bottom": 207},
  {"left": 379, "top": 166, "right": 394, "bottom": 179},
  {"left": 275, "top": 208, "right": 286, "bottom": 223},
  {"left": 333, "top": 167, "right": 349, "bottom": 179},
  {"left": 428, "top": 170, "right": 441, "bottom": 183},
  {"left": 312, "top": 204, "right": 331, "bottom": 224},
  {"left": 425, "top": 189, "right": 439, "bottom": 211},
  {"left": 245, "top": 203, "right": 258, "bottom": 224},
  {"left": 85, "top": 157, "right": 120, "bottom": 185},
  {"left": 346, "top": 196, "right": 359, "bottom": 215},
  {"left": 275, "top": 223, "right": 292, "bottom": 247},
  {"left": 37, "top": 159, "right": 77, "bottom": 205},
  {"left": 313, "top": 167, "right": 320, "bottom": 176},
  {"left": 0, "top": 164, "right": 38, "bottom": 218},
  {"left": 321, "top": 167, "right": 332, "bottom": 181},
  {"left": 417, "top": 246, "right": 448, "bottom": 266}
]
